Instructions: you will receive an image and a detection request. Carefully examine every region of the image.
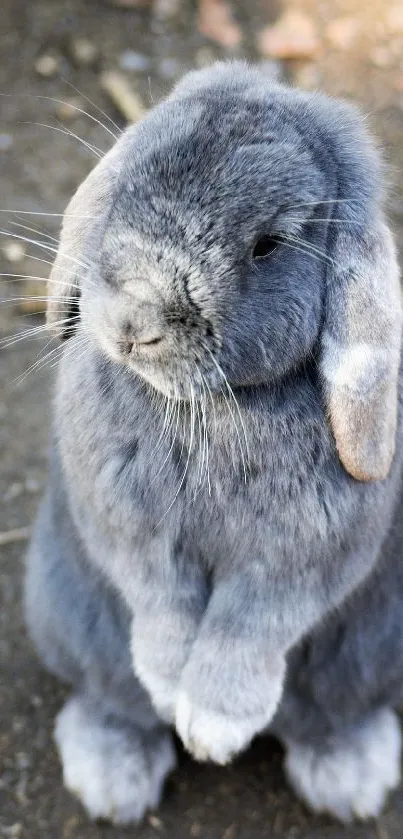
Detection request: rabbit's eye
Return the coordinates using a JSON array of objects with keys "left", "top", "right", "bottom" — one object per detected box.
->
[{"left": 252, "top": 235, "right": 278, "bottom": 260}]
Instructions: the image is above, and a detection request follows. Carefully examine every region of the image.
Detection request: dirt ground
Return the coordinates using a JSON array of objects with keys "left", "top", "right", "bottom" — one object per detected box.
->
[{"left": 2, "top": 1, "right": 403, "bottom": 837}]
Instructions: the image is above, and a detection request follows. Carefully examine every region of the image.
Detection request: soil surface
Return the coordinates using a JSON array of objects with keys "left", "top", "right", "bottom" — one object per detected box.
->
[{"left": 1, "top": 1, "right": 403, "bottom": 837}]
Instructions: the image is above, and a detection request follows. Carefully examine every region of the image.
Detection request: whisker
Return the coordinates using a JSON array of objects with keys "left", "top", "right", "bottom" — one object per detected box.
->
[
  {"left": 208, "top": 352, "right": 249, "bottom": 481},
  {"left": 0, "top": 91, "right": 119, "bottom": 141},
  {"left": 0, "top": 230, "right": 97, "bottom": 280},
  {"left": 276, "top": 237, "right": 331, "bottom": 267},
  {"left": 155, "top": 388, "right": 196, "bottom": 529},
  {"left": 282, "top": 217, "right": 362, "bottom": 226},
  {"left": 200, "top": 376, "right": 211, "bottom": 495},
  {"left": 149, "top": 397, "right": 181, "bottom": 485},
  {"left": 61, "top": 77, "right": 123, "bottom": 136},
  {"left": 0, "top": 210, "right": 101, "bottom": 218},
  {"left": 282, "top": 233, "right": 334, "bottom": 266},
  {"left": 12, "top": 342, "right": 65, "bottom": 387},
  {"left": 0, "top": 274, "right": 81, "bottom": 291},
  {"left": 288, "top": 198, "right": 360, "bottom": 209},
  {"left": 10, "top": 221, "right": 60, "bottom": 245},
  {"left": 19, "top": 121, "right": 104, "bottom": 158}
]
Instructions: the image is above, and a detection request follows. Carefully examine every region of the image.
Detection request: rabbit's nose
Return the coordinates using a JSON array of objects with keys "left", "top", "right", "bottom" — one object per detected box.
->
[{"left": 121, "top": 318, "right": 164, "bottom": 353}]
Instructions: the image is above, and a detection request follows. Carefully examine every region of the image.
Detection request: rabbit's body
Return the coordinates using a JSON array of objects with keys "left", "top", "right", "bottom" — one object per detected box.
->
[{"left": 26, "top": 62, "right": 403, "bottom": 823}]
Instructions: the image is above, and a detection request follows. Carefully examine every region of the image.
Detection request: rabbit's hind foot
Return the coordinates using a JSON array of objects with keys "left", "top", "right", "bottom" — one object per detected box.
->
[
  {"left": 284, "top": 708, "right": 401, "bottom": 822},
  {"left": 54, "top": 695, "right": 176, "bottom": 825}
]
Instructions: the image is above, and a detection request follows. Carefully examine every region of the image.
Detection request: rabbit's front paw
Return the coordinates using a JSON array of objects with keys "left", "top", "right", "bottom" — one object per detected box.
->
[{"left": 175, "top": 691, "right": 272, "bottom": 764}]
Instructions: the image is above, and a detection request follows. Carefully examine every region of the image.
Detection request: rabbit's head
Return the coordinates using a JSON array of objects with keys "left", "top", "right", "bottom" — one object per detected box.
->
[{"left": 48, "top": 62, "right": 402, "bottom": 482}]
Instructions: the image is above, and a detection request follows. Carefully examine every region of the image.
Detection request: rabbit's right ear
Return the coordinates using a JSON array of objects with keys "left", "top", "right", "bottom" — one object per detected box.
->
[
  {"left": 321, "top": 218, "right": 402, "bottom": 482},
  {"left": 47, "top": 141, "right": 123, "bottom": 339}
]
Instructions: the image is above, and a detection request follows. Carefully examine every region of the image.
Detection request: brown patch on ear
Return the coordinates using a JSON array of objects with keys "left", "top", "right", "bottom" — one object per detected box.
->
[
  {"left": 329, "top": 379, "right": 398, "bottom": 482},
  {"left": 47, "top": 136, "right": 128, "bottom": 338},
  {"left": 321, "top": 222, "right": 402, "bottom": 482}
]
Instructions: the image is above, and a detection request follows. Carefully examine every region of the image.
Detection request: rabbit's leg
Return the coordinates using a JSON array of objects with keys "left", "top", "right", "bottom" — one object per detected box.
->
[
  {"left": 174, "top": 571, "right": 287, "bottom": 764},
  {"left": 54, "top": 695, "right": 175, "bottom": 825},
  {"left": 130, "top": 555, "right": 208, "bottom": 723},
  {"left": 25, "top": 491, "right": 176, "bottom": 825},
  {"left": 175, "top": 526, "right": 387, "bottom": 765},
  {"left": 283, "top": 709, "right": 401, "bottom": 821}
]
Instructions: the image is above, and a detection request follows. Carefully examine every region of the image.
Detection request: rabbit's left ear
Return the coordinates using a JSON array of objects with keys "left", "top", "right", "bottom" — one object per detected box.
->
[{"left": 321, "top": 219, "right": 402, "bottom": 481}]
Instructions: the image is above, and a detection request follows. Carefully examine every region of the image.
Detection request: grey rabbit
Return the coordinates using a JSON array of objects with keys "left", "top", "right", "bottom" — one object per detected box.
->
[{"left": 25, "top": 61, "right": 403, "bottom": 825}]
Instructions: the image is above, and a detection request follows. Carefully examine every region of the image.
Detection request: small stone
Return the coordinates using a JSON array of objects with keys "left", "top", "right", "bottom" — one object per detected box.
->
[
  {"left": 386, "top": 5, "right": 403, "bottom": 35},
  {"left": 34, "top": 54, "right": 59, "bottom": 77},
  {"left": 119, "top": 50, "right": 151, "bottom": 73},
  {"left": 25, "top": 477, "right": 41, "bottom": 493},
  {"left": 100, "top": 71, "right": 145, "bottom": 123},
  {"left": 148, "top": 814, "right": 164, "bottom": 830},
  {"left": 198, "top": 0, "right": 242, "bottom": 49},
  {"left": 1, "top": 241, "right": 26, "bottom": 262},
  {"left": 190, "top": 824, "right": 202, "bottom": 838},
  {"left": 371, "top": 46, "right": 394, "bottom": 68},
  {"left": 63, "top": 816, "right": 80, "bottom": 838},
  {"left": 158, "top": 57, "right": 181, "bottom": 79},
  {"left": 4, "top": 482, "right": 24, "bottom": 502},
  {"left": 1, "top": 825, "right": 22, "bottom": 838},
  {"left": 69, "top": 37, "right": 99, "bottom": 67},
  {"left": 258, "top": 10, "right": 321, "bottom": 61},
  {"left": 325, "top": 17, "right": 360, "bottom": 51},
  {"left": 0, "top": 133, "right": 13, "bottom": 151},
  {"left": 154, "top": 0, "right": 181, "bottom": 20},
  {"left": 16, "top": 752, "right": 31, "bottom": 771},
  {"left": 54, "top": 96, "right": 86, "bottom": 122}
]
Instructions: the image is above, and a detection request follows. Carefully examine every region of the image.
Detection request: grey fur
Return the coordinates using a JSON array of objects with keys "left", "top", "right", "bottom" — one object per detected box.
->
[{"left": 26, "top": 61, "right": 403, "bottom": 823}]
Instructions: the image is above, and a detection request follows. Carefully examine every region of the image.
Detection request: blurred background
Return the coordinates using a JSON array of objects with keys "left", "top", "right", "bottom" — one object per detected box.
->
[{"left": 1, "top": 1, "right": 403, "bottom": 838}]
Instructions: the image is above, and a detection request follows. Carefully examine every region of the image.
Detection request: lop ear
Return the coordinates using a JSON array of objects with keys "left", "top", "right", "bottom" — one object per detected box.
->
[
  {"left": 321, "top": 219, "right": 402, "bottom": 481},
  {"left": 47, "top": 140, "right": 125, "bottom": 339}
]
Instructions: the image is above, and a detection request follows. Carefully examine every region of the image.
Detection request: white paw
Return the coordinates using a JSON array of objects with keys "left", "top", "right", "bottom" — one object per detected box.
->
[
  {"left": 54, "top": 697, "right": 176, "bottom": 825},
  {"left": 285, "top": 709, "right": 401, "bottom": 822},
  {"left": 175, "top": 691, "right": 271, "bottom": 765}
]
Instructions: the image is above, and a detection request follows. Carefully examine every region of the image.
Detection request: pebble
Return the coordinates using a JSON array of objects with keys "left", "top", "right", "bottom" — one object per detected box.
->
[
  {"left": 371, "top": 46, "right": 394, "bottom": 68},
  {"left": 154, "top": 0, "right": 181, "bottom": 20},
  {"left": 100, "top": 71, "right": 145, "bottom": 123},
  {"left": 54, "top": 96, "right": 86, "bottom": 122},
  {"left": 69, "top": 37, "right": 99, "bottom": 67},
  {"left": 325, "top": 17, "right": 360, "bottom": 51},
  {"left": 34, "top": 54, "right": 60, "bottom": 78},
  {"left": 0, "top": 133, "right": 13, "bottom": 151},
  {"left": 1, "top": 242, "right": 26, "bottom": 263},
  {"left": 257, "top": 10, "right": 321, "bottom": 61},
  {"left": 190, "top": 824, "right": 202, "bottom": 837},
  {"left": 25, "top": 476, "right": 41, "bottom": 493},
  {"left": 119, "top": 50, "right": 151, "bottom": 73},
  {"left": 4, "top": 482, "right": 24, "bottom": 502},
  {"left": 1, "top": 826, "right": 22, "bottom": 839},
  {"left": 148, "top": 814, "right": 164, "bottom": 830}
]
